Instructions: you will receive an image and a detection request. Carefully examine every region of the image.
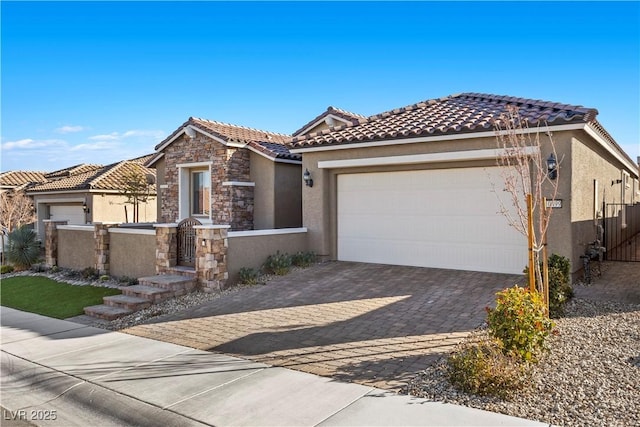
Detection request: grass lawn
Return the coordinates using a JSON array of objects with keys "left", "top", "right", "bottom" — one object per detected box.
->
[{"left": 0, "top": 276, "right": 121, "bottom": 319}]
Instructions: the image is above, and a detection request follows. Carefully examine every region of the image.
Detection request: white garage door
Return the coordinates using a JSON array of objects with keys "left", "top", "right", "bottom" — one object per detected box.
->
[
  {"left": 50, "top": 205, "right": 85, "bottom": 225},
  {"left": 337, "top": 167, "right": 527, "bottom": 274}
]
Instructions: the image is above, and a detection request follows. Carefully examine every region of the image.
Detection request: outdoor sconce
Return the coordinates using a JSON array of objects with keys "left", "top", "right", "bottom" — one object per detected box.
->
[
  {"left": 547, "top": 153, "right": 557, "bottom": 180},
  {"left": 611, "top": 179, "right": 622, "bottom": 186},
  {"left": 303, "top": 169, "right": 313, "bottom": 187},
  {"left": 82, "top": 202, "right": 90, "bottom": 214}
]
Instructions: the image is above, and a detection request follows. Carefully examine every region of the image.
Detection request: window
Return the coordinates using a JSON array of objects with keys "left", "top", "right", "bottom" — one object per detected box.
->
[{"left": 191, "top": 170, "right": 210, "bottom": 216}]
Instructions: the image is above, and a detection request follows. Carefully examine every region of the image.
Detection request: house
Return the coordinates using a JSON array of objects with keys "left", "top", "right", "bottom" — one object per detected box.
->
[
  {"left": 147, "top": 117, "right": 303, "bottom": 230},
  {"left": 27, "top": 155, "right": 157, "bottom": 240},
  {"left": 0, "top": 171, "right": 48, "bottom": 194},
  {"left": 289, "top": 92, "right": 640, "bottom": 276}
]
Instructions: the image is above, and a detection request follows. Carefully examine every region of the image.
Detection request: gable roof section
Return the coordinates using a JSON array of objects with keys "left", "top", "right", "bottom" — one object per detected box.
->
[
  {"left": 292, "top": 106, "right": 366, "bottom": 137},
  {"left": 0, "top": 171, "right": 47, "bottom": 190},
  {"left": 45, "top": 163, "right": 102, "bottom": 180},
  {"left": 151, "top": 117, "right": 300, "bottom": 165},
  {"left": 27, "top": 161, "right": 156, "bottom": 194},
  {"left": 289, "top": 93, "right": 600, "bottom": 149}
]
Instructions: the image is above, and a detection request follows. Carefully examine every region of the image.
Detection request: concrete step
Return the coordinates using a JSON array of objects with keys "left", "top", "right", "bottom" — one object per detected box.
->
[
  {"left": 103, "top": 294, "right": 152, "bottom": 311},
  {"left": 84, "top": 304, "right": 132, "bottom": 321},
  {"left": 167, "top": 266, "right": 197, "bottom": 279},
  {"left": 122, "top": 285, "right": 173, "bottom": 303},
  {"left": 138, "top": 274, "right": 197, "bottom": 295}
]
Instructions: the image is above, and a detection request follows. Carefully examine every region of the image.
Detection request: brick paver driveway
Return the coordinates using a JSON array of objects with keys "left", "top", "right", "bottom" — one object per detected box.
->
[{"left": 124, "top": 262, "right": 523, "bottom": 390}]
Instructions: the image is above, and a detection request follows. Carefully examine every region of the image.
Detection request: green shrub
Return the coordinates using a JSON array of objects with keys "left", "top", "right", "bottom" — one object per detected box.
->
[
  {"left": 486, "top": 285, "right": 554, "bottom": 362},
  {"left": 263, "top": 251, "right": 292, "bottom": 275},
  {"left": 81, "top": 267, "right": 100, "bottom": 280},
  {"left": 291, "top": 251, "right": 316, "bottom": 267},
  {"left": 446, "top": 336, "right": 530, "bottom": 399},
  {"left": 1, "top": 265, "right": 14, "bottom": 274},
  {"left": 524, "top": 253, "right": 574, "bottom": 317},
  {"left": 50, "top": 265, "right": 60, "bottom": 273},
  {"left": 118, "top": 276, "right": 138, "bottom": 286},
  {"left": 99, "top": 275, "right": 110, "bottom": 282},
  {"left": 6, "top": 227, "right": 40, "bottom": 271},
  {"left": 238, "top": 267, "right": 260, "bottom": 285}
]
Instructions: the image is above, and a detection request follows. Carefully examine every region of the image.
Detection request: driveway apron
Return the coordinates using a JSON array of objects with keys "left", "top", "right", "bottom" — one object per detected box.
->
[{"left": 123, "top": 262, "right": 523, "bottom": 390}]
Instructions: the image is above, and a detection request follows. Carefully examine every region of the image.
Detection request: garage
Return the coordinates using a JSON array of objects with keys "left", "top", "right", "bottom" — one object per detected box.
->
[
  {"left": 49, "top": 205, "right": 86, "bottom": 225},
  {"left": 337, "top": 167, "right": 527, "bottom": 274}
]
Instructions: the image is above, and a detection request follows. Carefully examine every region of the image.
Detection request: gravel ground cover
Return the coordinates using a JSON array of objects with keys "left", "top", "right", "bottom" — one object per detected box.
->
[{"left": 407, "top": 297, "right": 640, "bottom": 427}]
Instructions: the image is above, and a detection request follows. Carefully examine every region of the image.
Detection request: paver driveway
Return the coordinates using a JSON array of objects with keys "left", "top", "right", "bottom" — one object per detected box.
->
[{"left": 123, "top": 262, "right": 523, "bottom": 390}]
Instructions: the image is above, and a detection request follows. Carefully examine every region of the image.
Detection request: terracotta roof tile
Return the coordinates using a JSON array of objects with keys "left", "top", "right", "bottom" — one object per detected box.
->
[
  {"left": 27, "top": 161, "right": 156, "bottom": 193},
  {"left": 0, "top": 171, "right": 47, "bottom": 188},
  {"left": 292, "top": 106, "right": 366, "bottom": 136},
  {"left": 289, "top": 92, "right": 600, "bottom": 148},
  {"left": 155, "top": 117, "right": 300, "bottom": 162},
  {"left": 45, "top": 164, "right": 102, "bottom": 180}
]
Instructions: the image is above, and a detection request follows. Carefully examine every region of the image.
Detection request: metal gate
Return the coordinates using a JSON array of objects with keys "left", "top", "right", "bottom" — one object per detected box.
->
[
  {"left": 604, "top": 203, "right": 640, "bottom": 262},
  {"left": 177, "top": 217, "right": 201, "bottom": 266}
]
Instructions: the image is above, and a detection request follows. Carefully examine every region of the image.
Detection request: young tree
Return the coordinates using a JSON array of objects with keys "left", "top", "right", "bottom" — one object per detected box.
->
[
  {"left": 493, "top": 106, "right": 560, "bottom": 307},
  {"left": 119, "top": 169, "right": 155, "bottom": 222},
  {"left": 1, "top": 190, "right": 36, "bottom": 233}
]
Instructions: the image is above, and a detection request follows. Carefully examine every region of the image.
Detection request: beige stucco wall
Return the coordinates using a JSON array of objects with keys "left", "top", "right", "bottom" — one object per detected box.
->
[
  {"left": 274, "top": 162, "right": 302, "bottom": 228},
  {"left": 57, "top": 227, "right": 94, "bottom": 270},
  {"left": 227, "top": 229, "right": 308, "bottom": 284},
  {"left": 250, "top": 152, "right": 275, "bottom": 229},
  {"left": 91, "top": 193, "right": 157, "bottom": 224},
  {"left": 109, "top": 229, "right": 157, "bottom": 278},
  {"left": 154, "top": 157, "right": 166, "bottom": 222}
]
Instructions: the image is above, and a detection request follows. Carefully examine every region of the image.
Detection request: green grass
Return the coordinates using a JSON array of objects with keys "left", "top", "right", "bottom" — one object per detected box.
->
[{"left": 0, "top": 276, "right": 121, "bottom": 319}]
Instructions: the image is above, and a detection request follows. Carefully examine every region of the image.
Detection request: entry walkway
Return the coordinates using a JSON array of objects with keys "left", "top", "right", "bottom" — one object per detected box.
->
[
  {"left": 1, "top": 308, "right": 545, "bottom": 426},
  {"left": 123, "top": 262, "right": 523, "bottom": 390}
]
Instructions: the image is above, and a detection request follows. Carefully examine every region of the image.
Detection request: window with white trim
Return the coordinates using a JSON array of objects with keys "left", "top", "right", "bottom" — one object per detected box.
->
[{"left": 191, "top": 169, "right": 211, "bottom": 216}]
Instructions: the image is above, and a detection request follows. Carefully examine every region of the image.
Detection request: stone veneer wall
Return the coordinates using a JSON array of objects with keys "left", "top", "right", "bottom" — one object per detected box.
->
[
  {"left": 155, "top": 224, "right": 177, "bottom": 274},
  {"left": 194, "top": 225, "right": 229, "bottom": 292},
  {"left": 44, "top": 220, "right": 68, "bottom": 267},
  {"left": 160, "top": 134, "right": 254, "bottom": 230},
  {"left": 94, "top": 223, "right": 116, "bottom": 275}
]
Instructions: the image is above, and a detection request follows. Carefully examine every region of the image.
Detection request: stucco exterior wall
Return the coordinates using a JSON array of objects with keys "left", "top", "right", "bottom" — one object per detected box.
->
[
  {"left": 154, "top": 157, "right": 166, "bottom": 222},
  {"left": 91, "top": 194, "right": 156, "bottom": 224},
  {"left": 227, "top": 228, "right": 308, "bottom": 284},
  {"left": 57, "top": 226, "right": 94, "bottom": 270},
  {"left": 250, "top": 152, "right": 275, "bottom": 229},
  {"left": 109, "top": 229, "right": 157, "bottom": 278}
]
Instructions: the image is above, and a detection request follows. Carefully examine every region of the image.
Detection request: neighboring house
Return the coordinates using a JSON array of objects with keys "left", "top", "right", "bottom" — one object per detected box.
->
[
  {"left": 289, "top": 92, "right": 640, "bottom": 276},
  {"left": 27, "top": 155, "right": 157, "bottom": 240},
  {"left": 147, "top": 117, "right": 302, "bottom": 230},
  {"left": 0, "top": 171, "right": 48, "bottom": 193}
]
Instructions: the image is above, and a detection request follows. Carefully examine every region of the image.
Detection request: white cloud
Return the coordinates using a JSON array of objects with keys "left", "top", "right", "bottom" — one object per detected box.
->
[
  {"left": 55, "top": 125, "right": 85, "bottom": 134},
  {"left": 1, "top": 138, "right": 66, "bottom": 150},
  {"left": 88, "top": 129, "right": 165, "bottom": 143},
  {"left": 89, "top": 132, "right": 120, "bottom": 141},
  {"left": 69, "top": 141, "right": 120, "bottom": 151}
]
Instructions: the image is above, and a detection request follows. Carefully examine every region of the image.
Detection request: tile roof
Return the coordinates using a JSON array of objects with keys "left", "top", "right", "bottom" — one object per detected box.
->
[
  {"left": 45, "top": 164, "right": 102, "bottom": 180},
  {"left": 27, "top": 161, "right": 156, "bottom": 193},
  {"left": 0, "top": 171, "right": 47, "bottom": 188},
  {"left": 155, "top": 117, "right": 301, "bottom": 162},
  {"left": 289, "top": 92, "right": 601, "bottom": 149},
  {"left": 128, "top": 153, "right": 155, "bottom": 165},
  {"left": 292, "top": 106, "right": 366, "bottom": 137}
]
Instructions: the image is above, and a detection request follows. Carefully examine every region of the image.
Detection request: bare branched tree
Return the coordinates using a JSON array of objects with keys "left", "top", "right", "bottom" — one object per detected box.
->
[
  {"left": 119, "top": 169, "right": 155, "bottom": 222},
  {"left": 0, "top": 190, "right": 36, "bottom": 233},
  {"left": 493, "top": 106, "right": 560, "bottom": 295}
]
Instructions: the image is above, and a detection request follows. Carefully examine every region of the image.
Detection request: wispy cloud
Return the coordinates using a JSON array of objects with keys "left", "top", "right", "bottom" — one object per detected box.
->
[
  {"left": 55, "top": 125, "right": 86, "bottom": 134},
  {"left": 88, "top": 129, "right": 165, "bottom": 142},
  {"left": 69, "top": 141, "right": 120, "bottom": 151},
  {"left": 2, "top": 138, "right": 66, "bottom": 150}
]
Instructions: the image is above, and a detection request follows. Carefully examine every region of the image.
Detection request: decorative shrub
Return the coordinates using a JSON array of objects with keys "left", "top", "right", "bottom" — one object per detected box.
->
[
  {"left": 99, "top": 275, "right": 110, "bottom": 282},
  {"left": 238, "top": 267, "right": 260, "bottom": 285},
  {"left": 6, "top": 226, "right": 40, "bottom": 271},
  {"left": 446, "top": 335, "right": 530, "bottom": 399},
  {"left": 118, "top": 276, "right": 138, "bottom": 286},
  {"left": 1, "top": 265, "right": 14, "bottom": 274},
  {"left": 291, "top": 251, "right": 316, "bottom": 267},
  {"left": 263, "top": 251, "right": 292, "bottom": 275},
  {"left": 81, "top": 267, "right": 100, "bottom": 280},
  {"left": 486, "top": 285, "right": 554, "bottom": 362},
  {"left": 524, "top": 253, "right": 574, "bottom": 317}
]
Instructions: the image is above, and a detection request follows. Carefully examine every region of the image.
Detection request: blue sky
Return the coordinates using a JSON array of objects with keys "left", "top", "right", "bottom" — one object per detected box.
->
[{"left": 2, "top": 1, "right": 639, "bottom": 172}]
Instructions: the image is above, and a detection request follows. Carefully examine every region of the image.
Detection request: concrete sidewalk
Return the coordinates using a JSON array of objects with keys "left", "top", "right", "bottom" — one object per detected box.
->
[{"left": 1, "top": 308, "right": 548, "bottom": 427}]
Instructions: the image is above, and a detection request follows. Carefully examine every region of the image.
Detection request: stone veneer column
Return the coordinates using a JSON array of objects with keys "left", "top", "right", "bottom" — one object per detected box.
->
[
  {"left": 194, "top": 224, "right": 230, "bottom": 292},
  {"left": 94, "top": 223, "right": 117, "bottom": 275},
  {"left": 154, "top": 223, "right": 177, "bottom": 274},
  {"left": 43, "top": 220, "right": 68, "bottom": 267}
]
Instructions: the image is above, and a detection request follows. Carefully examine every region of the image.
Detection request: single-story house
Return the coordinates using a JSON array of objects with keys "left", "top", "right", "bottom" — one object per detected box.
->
[
  {"left": 289, "top": 92, "right": 640, "bottom": 276},
  {"left": 27, "top": 155, "right": 157, "bottom": 240},
  {"left": 147, "top": 117, "right": 304, "bottom": 230},
  {"left": 0, "top": 171, "right": 48, "bottom": 193}
]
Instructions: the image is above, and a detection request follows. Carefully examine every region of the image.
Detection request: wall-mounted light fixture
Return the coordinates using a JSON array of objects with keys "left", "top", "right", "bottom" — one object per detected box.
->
[
  {"left": 303, "top": 169, "right": 313, "bottom": 187},
  {"left": 82, "top": 201, "right": 90, "bottom": 214},
  {"left": 547, "top": 153, "right": 557, "bottom": 180},
  {"left": 611, "top": 179, "right": 622, "bottom": 186}
]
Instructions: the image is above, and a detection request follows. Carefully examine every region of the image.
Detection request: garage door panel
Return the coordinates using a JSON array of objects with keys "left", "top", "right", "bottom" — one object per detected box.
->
[
  {"left": 337, "top": 168, "right": 526, "bottom": 274},
  {"left": 49, "top": 205, "right": 85, "bottom": 225}
]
